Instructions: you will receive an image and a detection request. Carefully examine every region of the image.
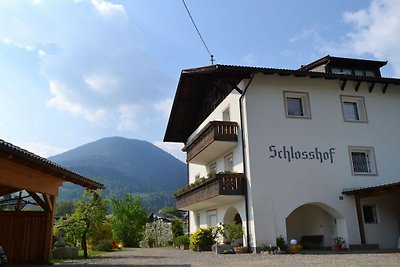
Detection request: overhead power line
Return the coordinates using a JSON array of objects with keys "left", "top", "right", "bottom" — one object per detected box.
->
[{"left": 182, "top": 0, "right": 215, "bottom": 65}]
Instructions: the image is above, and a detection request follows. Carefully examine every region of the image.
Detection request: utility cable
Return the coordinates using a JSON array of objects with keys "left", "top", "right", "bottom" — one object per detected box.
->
[{"left": 182, "top": 0, "right": 215, "bottom": 65}]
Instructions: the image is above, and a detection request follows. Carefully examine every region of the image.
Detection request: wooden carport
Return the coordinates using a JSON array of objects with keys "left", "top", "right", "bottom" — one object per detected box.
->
[
  {"left": 0, "top": 139, "right": 103, "bottom": 264},
  {"left": 342, "top": 181, "right": 400, "bottom": 245}
]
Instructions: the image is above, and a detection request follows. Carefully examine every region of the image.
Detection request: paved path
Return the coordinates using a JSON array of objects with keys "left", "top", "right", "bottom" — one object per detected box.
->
[{"left": 48, "top": 248, "right": 400, "bottom": 267}]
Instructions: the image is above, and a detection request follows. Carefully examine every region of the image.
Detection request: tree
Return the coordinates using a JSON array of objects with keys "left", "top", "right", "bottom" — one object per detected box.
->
[
  {"left": 110, "top": 194, "right": 148, "bottom": 247},
  {"left": 55, "top": 200, "right": 76, "bottom": 217},
  {"left": 171, "top": 217, "right": 184, "bottom": 239},
  {"left": 55, "top": 189, "right": 107, "bottom": 258}
]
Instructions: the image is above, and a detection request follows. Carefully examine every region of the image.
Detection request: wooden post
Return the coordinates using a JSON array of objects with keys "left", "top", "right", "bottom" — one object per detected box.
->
[
  {"left": 43, "top": 194, "right": 56, "bottom": 263},
  {"left": 355, "top": 195, "right": 366, "bottom": 244}
]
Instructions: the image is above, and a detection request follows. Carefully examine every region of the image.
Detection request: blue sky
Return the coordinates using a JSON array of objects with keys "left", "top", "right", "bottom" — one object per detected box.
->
[{"left": 0, "top": 0, "right": 399, "bottom": 162}]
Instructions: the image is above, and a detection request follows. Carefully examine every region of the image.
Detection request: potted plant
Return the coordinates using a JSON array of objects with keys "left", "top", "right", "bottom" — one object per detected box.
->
[
  {"left": 332, "top": 237, "right": 345, "bottom": 251},
  {"left": 289, "top": 239, "right": 302, "bottom": 254},
  {"left": 220, "top": 223, "right": 247, "bottom": 254}
]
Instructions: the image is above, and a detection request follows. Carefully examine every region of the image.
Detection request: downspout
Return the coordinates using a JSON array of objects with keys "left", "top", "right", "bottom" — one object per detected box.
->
[{"left": 238, "top": 73, "right": 255, "bottom": 251}]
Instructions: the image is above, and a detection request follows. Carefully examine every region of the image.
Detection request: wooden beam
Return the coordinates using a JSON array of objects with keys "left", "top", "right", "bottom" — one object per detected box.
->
[
  {"left": 0, "top": 158, "right": 63, "bottom": 196},
  {"left": 42, "top": 193, "right": 54, "bottom": 212},
  {"left": 0, "top": 186, "right": 21, "bottom": 196},
  {"left": 368, "top": 82, "right": 375, "bottom": 93},
  {"left": 355, "top": 195, "right": 366, "bottom": 244},
  {"left": 43, "top": 195, "right": 55, "bottom": 263},
  {"left": 354, "top": 81, "right": 361, "bottom": 92},
  {"left": 27, "top": 191, "right": 48, "bottom": 211},
  {"left": 382, "top": 83, "right": 389, "bottom": 94},
  {"left": 340, "top": 80, "right": 347, "bottom": 91}
]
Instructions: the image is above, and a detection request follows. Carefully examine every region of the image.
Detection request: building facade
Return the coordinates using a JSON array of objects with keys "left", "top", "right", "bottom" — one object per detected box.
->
[{"left": 164, "top": 56, "right": 400, "bottom": 250}]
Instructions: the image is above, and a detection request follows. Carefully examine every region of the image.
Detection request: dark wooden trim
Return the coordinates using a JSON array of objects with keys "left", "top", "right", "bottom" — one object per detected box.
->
[
  {"left": 27, "top": 191, "right": 47, "bottom": 211},
  {"left": 176, "top": 173, "right": 245, "bottom": 209},
  {"left": 183, "top": 121, "right": 238, "bottom": 162},
  {"left": 382, "top": 83, "right": 389, "bottom": 94},
  {"left": 340, "top": 80, "right": 347, "bottom": 91},
  {"left": 368, "top": 82, "right": 375, "bottom": 93},
  {"left": 355, "top": 195, "right": 366, "bottom": 244},
  {"left": 355, "top": 81, "right": 362, "bottom": 92}
]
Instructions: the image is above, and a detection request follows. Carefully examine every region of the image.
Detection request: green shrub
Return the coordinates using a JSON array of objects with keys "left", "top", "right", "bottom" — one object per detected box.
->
[
  {"left": 220, "top": 223, "right": 243, "bottom": 245},
  {"left": 276, "top": 235, "right": 288, "bottom": 250},
  {"left": 89, "top": 222, "right": 113, "bottom": 249},
  {"left": 189, "top": 227, "right": 219, "bottom": 251},
  {"left": 174, "top": 235, "right": 189, "bottom": 247},
  {"left": 95, "top": 239, "right": 113, "bottom": 252},
  {"left": 171, "top": 218, "right": 184, "bottom": 239}
]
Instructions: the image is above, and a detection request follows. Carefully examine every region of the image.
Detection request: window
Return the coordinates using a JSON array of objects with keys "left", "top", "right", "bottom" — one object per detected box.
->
[
  {"left": 341, "top": 96, "right": 367, "bottom": 122},
  {"left": 222, "top": 107, "right": 230, "bottom": 121},
  {"left": 284, "top": 91, "right": 311, "bottom": 118},
  {"left": 207, "top": 210, "right": 217, "bottom": 227},
  {"left": 224, "top": 153, "right": 233, "bottom": 172},
  {"left": 362, "top": 204, "right": 378, "bottom": 224},
  {"left": 208, "top": 162, "right": 217, "bottom": 175},
  {"left": 349, "top": 147, "right": 377, "bottom": 175}
]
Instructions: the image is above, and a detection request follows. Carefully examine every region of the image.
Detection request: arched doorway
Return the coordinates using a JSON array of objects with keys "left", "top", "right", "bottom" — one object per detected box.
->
[
  {"left": 222, "top": 207, "right": 243, "bottom": 245},
  {"left": 286, "top": 202, "right": 347, "bottom": 248},
  {"left": 223, "top": 207, "right": 242, "bottom": 225}
]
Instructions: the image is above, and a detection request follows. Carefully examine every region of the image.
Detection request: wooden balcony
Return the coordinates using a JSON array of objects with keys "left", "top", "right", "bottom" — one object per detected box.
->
[
  {"left": 183, "top": 121, "right": 238, "bottom": 164},
  {"left": 175, "top": 173, "right": 245, "bottom": 210}
]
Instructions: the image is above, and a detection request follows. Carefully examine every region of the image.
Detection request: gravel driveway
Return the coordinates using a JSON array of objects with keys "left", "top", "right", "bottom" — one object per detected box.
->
[{"left": 46, "top": 248, "right": 400, "bottom": 267}]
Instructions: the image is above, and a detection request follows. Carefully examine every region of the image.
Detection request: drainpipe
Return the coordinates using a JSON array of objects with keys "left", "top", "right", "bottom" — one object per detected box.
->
[{"left": 238, "top": 73, "right": 255, "bottom": 252}]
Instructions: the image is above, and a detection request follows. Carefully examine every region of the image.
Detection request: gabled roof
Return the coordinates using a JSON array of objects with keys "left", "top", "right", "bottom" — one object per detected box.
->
[
  {"left": 0, "top": 139, "right": 103, "bottom": 189},
  {"left": 164, "top": 62, "right": 400, "bottom": 143},
  {"left": 298, "top": 55, "right": 387, "bottom": 72}
]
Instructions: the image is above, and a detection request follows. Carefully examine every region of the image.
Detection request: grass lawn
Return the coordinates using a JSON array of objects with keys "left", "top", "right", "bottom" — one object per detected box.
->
[{"left": 51, "top": 249, "right": 111, "bottom": 264}]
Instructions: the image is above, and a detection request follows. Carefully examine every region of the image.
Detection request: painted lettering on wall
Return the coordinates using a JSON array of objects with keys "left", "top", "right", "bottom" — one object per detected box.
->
[{"left": 268, "top": 145, "right": 335, "bottom": 164}]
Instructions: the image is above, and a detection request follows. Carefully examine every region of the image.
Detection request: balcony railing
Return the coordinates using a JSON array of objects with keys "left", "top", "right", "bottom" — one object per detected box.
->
[
  {"left": 183, "top": 121, "right": 238, "bottom": 163},
  {"left": 175, "top": 173, "right": 245, "bottom": 209}
]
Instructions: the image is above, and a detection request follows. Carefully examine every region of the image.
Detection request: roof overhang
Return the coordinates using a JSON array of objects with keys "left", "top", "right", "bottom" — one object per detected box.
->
[
  {"left": 0, "top": 139, "right": 104, "bottom": 190},
  {"left": 342, "top": 181, "right": 400, "bottom": 197},
  {"left": 164, "top": 64, "right": 400, "bottom": 143}
]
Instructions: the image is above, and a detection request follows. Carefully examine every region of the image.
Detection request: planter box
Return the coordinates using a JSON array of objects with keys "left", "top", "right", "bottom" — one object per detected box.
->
[
  {"left": 212, "top": 244, "right": 233, "bottom": 254},
  {"left": 233, "top": 246, "right": 248, "bottom": 254}
]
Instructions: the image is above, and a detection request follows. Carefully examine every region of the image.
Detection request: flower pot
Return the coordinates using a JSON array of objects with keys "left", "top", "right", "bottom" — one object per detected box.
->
[
  {"left": 233, "top": 246, "right": 248, "bottom": 254},
  {"left": 332, "top": 244, "right": 342, "bottom": 251}
]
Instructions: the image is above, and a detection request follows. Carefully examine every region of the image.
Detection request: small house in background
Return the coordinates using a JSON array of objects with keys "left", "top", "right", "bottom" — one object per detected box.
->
[
  {"left": 0, "top": 139, "right": 103, "bottom": 264},
  {"left": 164, "top": 55, "right": 400, "bottom": 251}
]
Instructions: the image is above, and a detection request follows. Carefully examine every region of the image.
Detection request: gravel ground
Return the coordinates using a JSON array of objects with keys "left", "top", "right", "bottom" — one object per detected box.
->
[{"left": 44, "top": 248, "right": 400, "bottom": 267}]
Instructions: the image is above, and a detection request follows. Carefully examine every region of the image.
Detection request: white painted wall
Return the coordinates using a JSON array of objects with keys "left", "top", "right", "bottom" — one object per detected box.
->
[
  {"left": 361, "top": 195, "right": 400, "bottom": 249},
  {"left": 187, "top": 90, "right": 244, "bottom": 184},
  {"left": 188, "top": 200, "right": 246, "bottom": 236},
  {"left": 241, "top": 73, "right": 400, "bottom": 248}
]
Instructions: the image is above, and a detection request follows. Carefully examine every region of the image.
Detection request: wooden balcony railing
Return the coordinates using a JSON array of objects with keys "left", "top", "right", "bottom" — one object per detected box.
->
[
  {"left": 175, "top": 173, "right": 245, "bottom": 209},
  {"left": 183, "top": 121, "right": 238, "bottom": 162}
]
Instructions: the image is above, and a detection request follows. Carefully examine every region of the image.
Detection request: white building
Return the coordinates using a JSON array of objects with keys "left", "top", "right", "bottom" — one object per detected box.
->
[{"left": 164, "top": 55, "right": 400, "bottom": 251}]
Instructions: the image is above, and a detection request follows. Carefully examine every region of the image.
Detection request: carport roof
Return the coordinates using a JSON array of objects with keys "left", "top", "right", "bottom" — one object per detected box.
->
[
  {"left": 0, "top": 139, "right": 103, "bottom": 190},
  {"left": 342, "top": 181, "right": 400, "bottom": 195}
]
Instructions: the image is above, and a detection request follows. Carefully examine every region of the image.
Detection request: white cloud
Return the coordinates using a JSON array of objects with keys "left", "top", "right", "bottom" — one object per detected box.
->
[
  {"left": 1, "top": 37, "right": 36, "bottom": 52},
  {"left": 153, "top": 140, "right": 185, "bottom": 162},
  {"left": 48, "top": 80, "right": 109, "bottom": 125},
  {"left": 117, "top": 104, "right": 141, "bottom": 132},
  {"left": 23, "top": 142, "right": 66, "bottom": 158},
  {"left": 342, "top": 0, "right": 400, "bottom": 75},
  {"left": 153, "top": 98, "right": 173, "bottom": 117},
  {"left": 91, "top": 0, "right": 126, "bottom": 17},
  {"left": 84, "top": 73, "right": 118, "bottom": 95}
]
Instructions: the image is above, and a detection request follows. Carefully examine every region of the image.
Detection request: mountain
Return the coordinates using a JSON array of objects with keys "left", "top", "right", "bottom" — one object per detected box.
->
[{"left": 49, "top": 137, "right": 186, "bottom": 211}]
